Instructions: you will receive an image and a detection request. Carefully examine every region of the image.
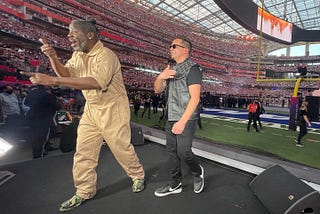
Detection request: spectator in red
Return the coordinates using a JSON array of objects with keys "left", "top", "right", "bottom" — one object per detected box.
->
[{"left": 247, "top": 100, "right": 259, "bottom": 132}]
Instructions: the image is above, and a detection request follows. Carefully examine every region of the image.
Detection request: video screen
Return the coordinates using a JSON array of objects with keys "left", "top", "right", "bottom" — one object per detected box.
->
[
  {"left": 265, "top": 69, "right": 297, "bottom": 79},
  {"left": 257, "top": 7, "right": 293, "bottom": 43}
]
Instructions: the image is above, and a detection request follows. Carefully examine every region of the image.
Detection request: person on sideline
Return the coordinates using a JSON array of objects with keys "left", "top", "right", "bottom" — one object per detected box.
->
[
  {"left": 295, "top": 101, "right": 311, "bottom": 147},
  {"left": 22, "top": 19, "right": 145, "bottom": 212},
  {"left": 247, "top": 100, "right": 259, "bottom": 132},
  {"left": 255, "top": 99, "right": 265, "bottom": 129},
  {"left": 153, "top": 37, "right": 204, "bottom": 197}
]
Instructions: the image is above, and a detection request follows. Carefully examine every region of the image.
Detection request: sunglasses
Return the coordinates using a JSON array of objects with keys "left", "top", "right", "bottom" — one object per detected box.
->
[{"left": 169, "top": 44, "right": 186, "bottom": 49}]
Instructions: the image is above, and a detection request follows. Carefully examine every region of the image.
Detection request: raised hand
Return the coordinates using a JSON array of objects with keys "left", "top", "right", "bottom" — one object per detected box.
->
[
  {"left": 159, "top": 65, "right": 177, "bottom": 80},
  {"left": 39, "top": 38, "right": 57, "bottom": 58}
]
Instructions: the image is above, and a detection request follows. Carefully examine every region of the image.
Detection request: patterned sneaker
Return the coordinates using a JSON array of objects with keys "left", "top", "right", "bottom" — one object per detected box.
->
[
  {"left": 194, "top": 165, "right": 204, "bottom": 193},
  {"left": 59, "top": 195, "right": 86, "bottom": 212},
  {"left": 296, "top": 143, "right": 304, "bottom": 148},
  {"left": 132, "top": 179, "right": 145, "bottom": 193},
  {"left": 154, "top": 182, "right": 182, "bottom": 197}
]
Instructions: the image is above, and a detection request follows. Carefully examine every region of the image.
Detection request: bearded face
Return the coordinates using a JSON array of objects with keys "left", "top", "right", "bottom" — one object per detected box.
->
[{"left": 68, "top": 23, "right": 90, "bottom": 53}]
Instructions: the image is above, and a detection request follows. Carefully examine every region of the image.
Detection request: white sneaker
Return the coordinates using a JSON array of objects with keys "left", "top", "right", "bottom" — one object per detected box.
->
[
  {"left": 296, "top": 143, "right": 304, "bottom": 148},
  {"left": 194, "top": 165, "right": 204, "bottom": 193},
  {"left": 154, "top": 182, "right": 182, "bottom": 197}
]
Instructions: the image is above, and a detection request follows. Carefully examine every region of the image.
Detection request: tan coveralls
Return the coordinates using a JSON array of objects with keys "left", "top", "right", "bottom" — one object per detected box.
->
[{"left": 65, "top": 41, "right": 145, "bottom": 199}]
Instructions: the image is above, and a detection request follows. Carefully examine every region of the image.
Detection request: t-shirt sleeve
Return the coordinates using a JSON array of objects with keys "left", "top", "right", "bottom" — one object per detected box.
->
[
  {"left": 187, "top": 64, "right": 202, "bottom": 86},
  {"left": 302, "top": 110, "right": 308, "bottom": 117}
]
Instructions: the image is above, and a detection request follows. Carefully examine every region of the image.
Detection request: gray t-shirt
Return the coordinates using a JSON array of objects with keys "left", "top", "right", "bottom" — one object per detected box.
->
[{"left": 187, "top": 64, "right": 202, "bottom": 86}]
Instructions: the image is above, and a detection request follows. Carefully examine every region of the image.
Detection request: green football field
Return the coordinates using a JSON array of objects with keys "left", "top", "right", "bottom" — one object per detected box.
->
[{"left": 130, "top": 108, "right": 320, "bottom": 169}]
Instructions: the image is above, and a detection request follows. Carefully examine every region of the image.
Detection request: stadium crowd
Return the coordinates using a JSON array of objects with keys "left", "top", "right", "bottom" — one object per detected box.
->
[{"left": 1, "top": 0, "right": 319, "bottom": 109}]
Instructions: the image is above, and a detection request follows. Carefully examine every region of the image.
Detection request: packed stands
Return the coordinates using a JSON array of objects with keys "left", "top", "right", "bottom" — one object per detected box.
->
[{"left": 0, "top": 0, "right": 319, "bottom": 106}]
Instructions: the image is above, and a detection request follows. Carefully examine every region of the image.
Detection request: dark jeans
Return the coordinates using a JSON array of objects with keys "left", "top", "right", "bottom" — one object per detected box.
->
[
  {"left": 257, "top": 114, "right": 262, "bottom": 128},
  {"left": 29, "top": 118, "right": 52, "bottom": 159},
  {"left": 165, "top": 120, "right": 201, "bottom": 185},
  {"left": 297, "top": 123, "right": 307, "bottom": 143},
  {"left": 247, "top": 112, "right": 259, "bottom": 132},
  {"left": 141, "top": 106, "right": 151, "bottom": 119}
]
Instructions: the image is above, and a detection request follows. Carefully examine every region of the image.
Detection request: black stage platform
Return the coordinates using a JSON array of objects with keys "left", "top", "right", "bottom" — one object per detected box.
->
[{"left": 0, "top": 142, "right": 268, "bottom": 214}]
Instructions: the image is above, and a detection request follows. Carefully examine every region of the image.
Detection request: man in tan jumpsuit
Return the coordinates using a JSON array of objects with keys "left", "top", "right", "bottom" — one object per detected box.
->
[{"left": 22, "top": 19, "right": 145, "bottom": 212}]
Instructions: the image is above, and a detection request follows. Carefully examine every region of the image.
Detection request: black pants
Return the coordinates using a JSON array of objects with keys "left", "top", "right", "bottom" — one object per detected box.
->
[
  {"left": 247, "top": 112, "right": 259, "bottom": 132},
  {"left": 297, "top": 123, "right": 307, "bottom": 143},
  {"left": 141, "top": 106, "right": 151, "bottom": 118},
  {"left": 159, "top": 107, "right": 166, "bottom": 122},
  {"left": 133, "top": 104, "right": 140, "bottom": 116},
  {"left": 29, "top": 118, "right": 52, "bottom": 159},
  {"left": 165, "top": 120, "right": 201, "bottom": 185},
  {"left": 152, "top": 103, "right": 158, "bottom": 113},
  {"left": 198, "top": 116, "right": 203, "bottom": 129},
  {"left": 257, "top": 114, "right": 262, "bottom": 128}
]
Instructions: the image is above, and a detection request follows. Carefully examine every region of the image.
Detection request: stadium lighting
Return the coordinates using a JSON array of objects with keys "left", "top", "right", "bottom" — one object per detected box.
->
[
  {"left": 239, "top": 35, "right": 256, "bottom": 41},
  {"left": 0, "top": 137, "right": 13, "bottom": 157},
  {"left": 203, "top": 79, "right": 222, "bottom": 84},
  {"left": 134, "top": 67, "right": 160, "bottom": 74},
  {"left": 0, "top": 137, "right": 15, "bottom": 186}
]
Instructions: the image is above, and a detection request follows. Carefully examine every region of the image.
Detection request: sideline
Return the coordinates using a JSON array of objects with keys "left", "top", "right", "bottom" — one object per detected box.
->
[{"left": 201, "top": 108, "right": 320, "bottom": 134}]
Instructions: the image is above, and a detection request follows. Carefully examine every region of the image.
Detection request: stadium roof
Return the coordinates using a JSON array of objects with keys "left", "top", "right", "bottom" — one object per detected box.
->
[{"left": 129, "top": 0, "right": 320, "bottom": 37}]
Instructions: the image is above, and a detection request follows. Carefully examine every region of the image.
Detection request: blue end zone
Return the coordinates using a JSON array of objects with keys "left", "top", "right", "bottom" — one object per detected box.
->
[{"left": 202, "top": 108, "right": 320, "bottom": 129}]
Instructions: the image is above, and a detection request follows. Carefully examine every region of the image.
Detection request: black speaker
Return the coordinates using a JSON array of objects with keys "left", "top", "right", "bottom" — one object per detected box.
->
[
  {"left": 306, "top": 96, "right": 320, "bottom": 122},
  {"left": 250, "top": 165, "right": 320, "bottom": 214},
  {"left": 298, "top": 66, "right": 307, "bottom": 76},
  {"left": 59, "top": 118, "right": 79, "bottom": 153},
  {"left": 131, "top": 126, "right": 144, "bottom": 146}
]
